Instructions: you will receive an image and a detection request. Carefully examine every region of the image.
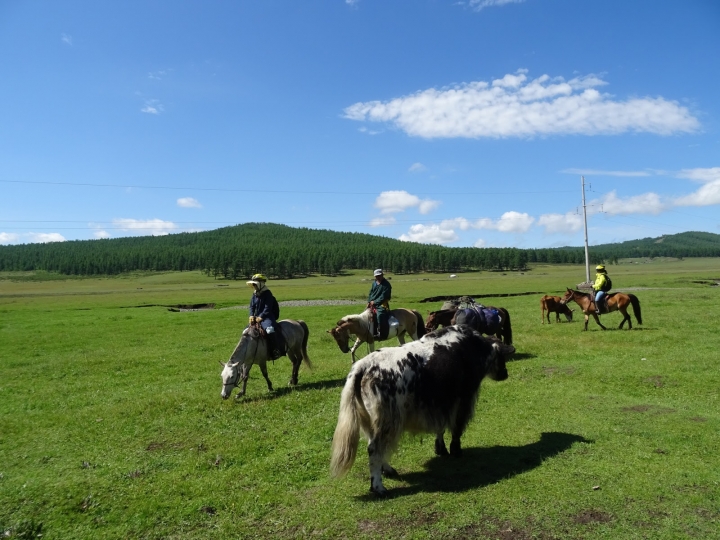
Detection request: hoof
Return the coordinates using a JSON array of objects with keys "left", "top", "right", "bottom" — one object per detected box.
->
[{"left": 382, "top": 466, "right": 399, "bottom": 479}]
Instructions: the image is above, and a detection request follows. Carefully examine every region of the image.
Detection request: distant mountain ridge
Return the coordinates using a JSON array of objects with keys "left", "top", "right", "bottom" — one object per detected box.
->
[{"left": 0, "top": 224, "right": 718, "bottom": 276}]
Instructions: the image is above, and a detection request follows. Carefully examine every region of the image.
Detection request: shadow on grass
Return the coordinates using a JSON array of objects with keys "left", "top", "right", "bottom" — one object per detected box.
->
[
  {"left": 358, "top": 431, "right": 590, "bottom": 500},
  {"left": 509, "top": 352, "right": 536, "bottom": 361},
  {"left": 235, "top": 377, "right": 347, "bottom": 403}
]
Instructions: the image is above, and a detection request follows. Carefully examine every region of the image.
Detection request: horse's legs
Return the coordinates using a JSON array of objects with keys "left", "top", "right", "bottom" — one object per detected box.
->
[
  {"left": 397, "top": 331, "right": 407, "bottom": 346},
  {"left": 367, "top": 436, "right": 389, "bottom": 496},
  {"left": 618, "top": 308, "right": 632, "bottom": 330},
  {"left": 590, "top": 313, "right": 607, "bottom": 330},
  {"left": 236, "top": 367, "right": 251, "bottom": 398},
  {"left": 258, "top": 361, "right": 273, "bottom": 392},
  {"left": 349, "top": 337, "right": 363, "bottom": 363},
  {"left": 288, "top": 351, "right": 300, "bottom": 386}
]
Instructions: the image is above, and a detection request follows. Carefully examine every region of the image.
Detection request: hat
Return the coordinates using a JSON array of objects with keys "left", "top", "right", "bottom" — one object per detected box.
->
[
  {"left": 246, "top": 273, "right": 268, "bottom": 288},
  {"left": 595, "top": 265, "right": 606, "bottom": 272},
  {"left": 373, "top": 269, "right": 383, "bottom": 277}
]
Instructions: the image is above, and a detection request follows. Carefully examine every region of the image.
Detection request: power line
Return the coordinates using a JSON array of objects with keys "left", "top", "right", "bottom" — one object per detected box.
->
[{"left": 0, "top": 179, "right": 574, "bottom": 196}]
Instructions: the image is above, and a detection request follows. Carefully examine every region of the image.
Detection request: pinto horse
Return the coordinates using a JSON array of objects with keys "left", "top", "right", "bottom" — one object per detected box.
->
[
  {"left": 560, "top": 288, "right": 642, "bottom": 331},
  {"left": 327, "top": 307, "right": 426, "bottom": 363}
]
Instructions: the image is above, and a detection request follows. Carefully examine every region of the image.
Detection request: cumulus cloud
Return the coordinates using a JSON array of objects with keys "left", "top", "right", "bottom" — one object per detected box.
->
[
  {"left": 399, "top": 224, "right": 459, "bottom": 244},
  {"left": 374, "top": 190, "right": 440, "bottom": 215},
  {"left": 113, "top": 218, "right": 177, "bottom": 236},
  {"left": 676, "top": 167, "right": 720, "bottom": 183},
  {"left": 141, "top": 99, "right": 164, "bottom": 114},
  {"left": 0, "top": 232, "right": 19, "bottom": 244},
  {"left": 408, "top": 162, "right": 427, "bottom": 173},
  {"left": 177, "top": 197, "right": 202, "bottom": 208},
  {"left": 672, "top": 167, "right": 720, "bottom": 206},
  {"left": 590, "top": 191, "right": 667, "bottom": 215},
  {"left": 538, "top": 212, "right": 584, "bottom": 234},
  {"left": 344, "top": 70, "right": 699, "bottom": 139},
  {"left": 94, "top": 230, "right": 111, "bottom": 239},
  {"left": 369, "top": 216, "right": 396, "bottom": 227},
  {"left": 468, "top": 0, "right": 526, "bottom": 11},
  {"left": 474, "top": 238, "right": 487, "bottom": 248},
  {"left": 27, "top": 233, "right": 66, "bottom": 243},
  {"left": 475, "top": 211, "right": 535, "bottom": 233}
]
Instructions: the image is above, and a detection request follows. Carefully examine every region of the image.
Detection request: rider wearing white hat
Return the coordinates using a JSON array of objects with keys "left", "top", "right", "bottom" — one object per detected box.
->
[
  {"left": 367, "top": 269, "right": 392, "bottom": 339},
  {"left": 247, "top": 273, "right": 282, "bottom": 359}
]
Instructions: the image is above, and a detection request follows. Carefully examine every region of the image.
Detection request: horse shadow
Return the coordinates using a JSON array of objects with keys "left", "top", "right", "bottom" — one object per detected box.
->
[
  {"left": 357, "top": 431, "right": 590, "bottom": 500},
  {"left": 235, "top": 377, "right": 347, "bottom": 403}
]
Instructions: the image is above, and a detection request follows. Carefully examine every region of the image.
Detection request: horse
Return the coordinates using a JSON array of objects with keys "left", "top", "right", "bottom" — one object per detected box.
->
[
  {"left": 559, "top": 288, "right": 642, "bottom": 331},
  {"left": 451, "top": 305, "right": 513, "bottom": 345},
  {"left": 540, "top": 295, "right": 574, "bottom": 324},
  {"left": 220, "top": 319, "right": 311, "bottom": 399},
  {"left": 425, "top": 308, "right": 457, "bottom": 333},
  {"left": 327, "top": 307, "right": 426, "bottom": 363}
]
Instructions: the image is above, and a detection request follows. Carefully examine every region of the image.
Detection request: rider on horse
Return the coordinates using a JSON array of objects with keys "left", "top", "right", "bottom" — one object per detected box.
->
[
  {"left": 593, "top": 264, "right": 612, "bottom": 314},
  {"left": 247, "top": 273, "right": 282, "bottom": 360},
  {"left": 368, "top": 269, "right": 392, "bottom": 340}
]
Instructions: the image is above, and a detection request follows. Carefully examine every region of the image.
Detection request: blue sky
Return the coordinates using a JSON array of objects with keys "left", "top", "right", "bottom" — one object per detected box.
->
[{"left": 1, "top": 0, "right": 719, "bottom": 249}]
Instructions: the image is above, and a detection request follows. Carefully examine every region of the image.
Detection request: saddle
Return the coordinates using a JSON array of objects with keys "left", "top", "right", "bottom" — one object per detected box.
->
[
  {"left": 458, "top": 305, "right": 502, "bottom": 334},
  {"left": 256, "top": 321, "right": 287, "bottom": 357}
]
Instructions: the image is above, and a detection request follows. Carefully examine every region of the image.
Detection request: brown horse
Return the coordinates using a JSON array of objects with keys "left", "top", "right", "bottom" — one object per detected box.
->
[
  {"left": 425, "top": 308, "right": 457, "bottom": 332},
  {"left": 560, "top": 288, "right": 642, "bottom": 331},
  {"left": 327, "top": 307, "right": 426, "bottom": 362}
]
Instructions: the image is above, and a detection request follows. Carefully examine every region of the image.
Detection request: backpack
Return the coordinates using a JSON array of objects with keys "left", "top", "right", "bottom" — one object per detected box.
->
[{"left": 601, "top": 276, "right": 612, "bottom": 292}]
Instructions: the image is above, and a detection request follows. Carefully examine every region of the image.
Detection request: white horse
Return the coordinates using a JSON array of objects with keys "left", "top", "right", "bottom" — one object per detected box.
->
[
  {"left": 326, "top": 307, "right": 426, "bottom": 362},
  {"left": 220, "top": 319, "right": 311, "bottom": 399}
]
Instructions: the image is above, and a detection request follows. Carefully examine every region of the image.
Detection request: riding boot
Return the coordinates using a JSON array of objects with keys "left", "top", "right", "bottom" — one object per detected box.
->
[{"left": 266, "top": 332, "right": 282, "bottom": 360}]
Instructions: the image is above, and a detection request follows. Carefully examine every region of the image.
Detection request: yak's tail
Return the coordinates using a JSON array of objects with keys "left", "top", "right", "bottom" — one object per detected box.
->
[
  {"left": 330, "top": 368, "right": 365, "bottom": 478},
  {"left": 412, "top": 310, "right": 426, "bottom": 339},
  {"left": 298, "top": 320, "right": 312, "bottom": 369},
  {"left": 628, "top": 294, "right": 643, "bottom": 325}
]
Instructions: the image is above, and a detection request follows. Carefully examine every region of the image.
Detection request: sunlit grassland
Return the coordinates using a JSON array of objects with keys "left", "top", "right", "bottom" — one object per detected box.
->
[{"left": 1, "top": 259, "right": 719, "bottom": 539}]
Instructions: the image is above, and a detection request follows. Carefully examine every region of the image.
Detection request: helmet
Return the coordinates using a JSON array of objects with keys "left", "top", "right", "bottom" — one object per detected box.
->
[
  {"left": 373, "top": 269, "right": 383, "bottom": 277},
  {"left": 251, "top": 273, "right": 267, "bottom": 282},
  {"left": 596, "top": 265, "right": 606, "bottom": 272}
]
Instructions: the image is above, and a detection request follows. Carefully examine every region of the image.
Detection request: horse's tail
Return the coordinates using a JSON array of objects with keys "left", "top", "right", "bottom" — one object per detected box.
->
[
  {"left": 628, "top": 294, "right": 643, "bottom": 325},
  {"left": 298, "top": 320, "right": 312, "bottom": 369},
  {"left": 501, "top": 308, "right": 513, "bottom": 345},
  {"left": 412, "top": 310, "right": 426, "bottom": 339},
  {"left": 330, "top": 366, "right": 365, "bottom": 478}
]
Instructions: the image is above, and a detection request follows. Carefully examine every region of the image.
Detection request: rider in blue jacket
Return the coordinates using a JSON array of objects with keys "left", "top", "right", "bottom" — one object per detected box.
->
[{"left": 247, "top": 273, "right": 282, "bottom": 359}]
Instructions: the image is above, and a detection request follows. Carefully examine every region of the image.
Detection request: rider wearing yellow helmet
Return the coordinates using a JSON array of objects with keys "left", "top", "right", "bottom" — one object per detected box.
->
[
  {"left": 246, "top": 273, "right": 282, "bottom": 359},
  {"left": 592, "top": 264, "right": 611, "bottom": 314}
]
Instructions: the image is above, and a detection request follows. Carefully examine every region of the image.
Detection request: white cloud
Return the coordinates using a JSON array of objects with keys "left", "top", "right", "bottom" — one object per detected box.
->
[
  {"left": 113, "top": 218, "right": 177, "bottom": 236},
  {"left": 561, "top": 168, "right": 652, "bottom": 177},
  {"left": 369, "top": 216, "right": 396, "bottom": 227},
  {"left": 468, "top": 0, "right": 526, "bottom": 11},
  {"left": 538, "top": 212, "right": 584, "bottom": 234},
  {"left": 408, "top": 162, "right": 427, "bottom": 173},
  {"left": 473, "top": 238, "right": 487, "bottom": 248},
  {"left": 94, "top": 230, "right": 111, "bottom": 239},
  {"left": 141, "top": 99, "right": 164, "bottom": 114},
  {"left": 61, "top": 33, "right": 72, "bottom": 45},
  {"left": 674, "top": 180, "right": 720, "bottom": 207},
  {"left": 591, "top": 190, "right": 666, "bottom": 215},
  {"left": 344, "top": 70, "right": 699, "bottom": 139},
  {"left": 475, "top": 211, "right": 535, "bottom": 233},
  {"left": 27, "top": 233, "right": 66, "bottom": 243},
  {"left": 346, "top": 0, "right": 360, "bottom": 4},
  {"left": 676, "top": 167, "right": 720, "bottom": 183},
  {"left": 0, "top": 232, "right": 19, "bottom": 244},
  {"left": 177, "top": 197, "right": 202, "bottom": 208},
  {"left": 374, "top": 190, "right": 440, "bottom": 215},
  {"left": 358, "top": 126, "right": 382, "bottom": 135},
  {"left": 399, "top": 224, "right": 459, "bottom": 244}
]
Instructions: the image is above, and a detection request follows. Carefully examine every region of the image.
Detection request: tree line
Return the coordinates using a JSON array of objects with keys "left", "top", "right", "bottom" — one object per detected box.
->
[{"left": 1, "top": 224, "right": 718, "bottom": 277}]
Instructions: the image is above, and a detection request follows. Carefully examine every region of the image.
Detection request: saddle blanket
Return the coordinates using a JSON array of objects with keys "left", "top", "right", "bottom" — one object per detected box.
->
[{"left": 459, "top": 306, "right": 502, "bottom": 334}]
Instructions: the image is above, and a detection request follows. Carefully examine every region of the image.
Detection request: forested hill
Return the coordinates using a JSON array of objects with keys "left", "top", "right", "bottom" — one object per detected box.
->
[{"left": 0, "top": 223, "right": 718, "bottom": 277}]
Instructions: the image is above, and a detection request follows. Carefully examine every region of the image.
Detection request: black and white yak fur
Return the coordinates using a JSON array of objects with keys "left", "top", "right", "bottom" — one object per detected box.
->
[{"left": 330, "top": 325, "right": 514, "bottom": 496}]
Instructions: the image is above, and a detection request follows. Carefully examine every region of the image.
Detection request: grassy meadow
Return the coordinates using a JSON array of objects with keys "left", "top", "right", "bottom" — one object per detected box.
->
[{"left": 1, "top": 259, "right": 719, "bottom": 539}]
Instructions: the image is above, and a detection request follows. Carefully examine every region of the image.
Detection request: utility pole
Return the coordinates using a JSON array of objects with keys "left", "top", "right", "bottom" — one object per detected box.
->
[{"left": 581, "top": 175, "right": 591, "bottom": 285}]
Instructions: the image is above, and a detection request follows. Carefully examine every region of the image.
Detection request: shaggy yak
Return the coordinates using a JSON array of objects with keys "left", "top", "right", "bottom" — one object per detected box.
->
[{"left": 329, "top": 325, "right": 515, "bottom": 496}]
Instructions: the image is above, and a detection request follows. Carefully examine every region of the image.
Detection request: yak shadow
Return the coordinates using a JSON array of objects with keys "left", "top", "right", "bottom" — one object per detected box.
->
[
  {"left": 509, "top": 352, "right": 536, "bottom": 361},
  {"left": 235, "top": 377, "right": 346, "bottom": 403},
  {"left": 357, "top": 431, "right": 590, "bottom": 500}
]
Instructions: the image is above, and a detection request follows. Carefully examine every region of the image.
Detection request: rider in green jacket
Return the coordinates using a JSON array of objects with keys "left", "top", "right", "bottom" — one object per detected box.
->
[{"left": 368, "top": 269, "right": 392, "bottom": 339}]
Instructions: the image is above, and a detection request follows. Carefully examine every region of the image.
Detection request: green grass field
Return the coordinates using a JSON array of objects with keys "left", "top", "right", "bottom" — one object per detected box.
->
[{"left": 1, "top": 259, "right": 719, "bottom": 539}]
